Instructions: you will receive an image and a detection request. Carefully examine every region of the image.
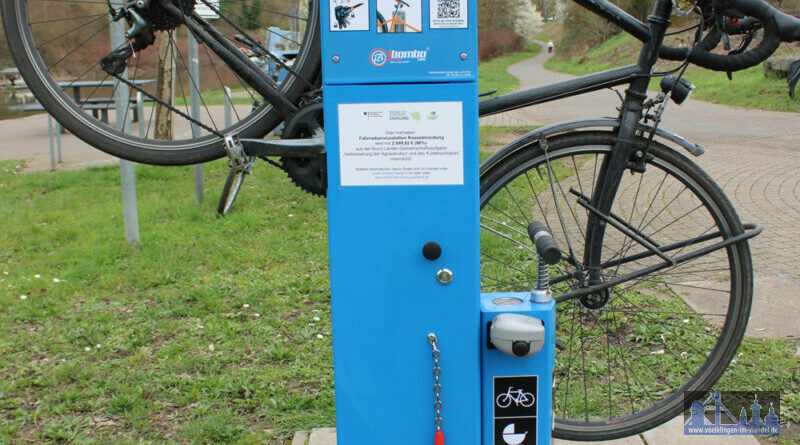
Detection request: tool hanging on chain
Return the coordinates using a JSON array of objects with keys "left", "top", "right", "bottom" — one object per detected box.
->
[{"left": 428, "top": 333, "right": 444, "bottom": 445}]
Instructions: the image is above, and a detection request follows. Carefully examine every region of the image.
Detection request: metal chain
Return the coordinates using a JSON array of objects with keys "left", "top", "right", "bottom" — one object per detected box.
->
[
  {"left": 427, "top": 333, "right": 443, "bottom": 432},
  {"left": 108, "top": 71, "right": 224, "bottom": 138}
]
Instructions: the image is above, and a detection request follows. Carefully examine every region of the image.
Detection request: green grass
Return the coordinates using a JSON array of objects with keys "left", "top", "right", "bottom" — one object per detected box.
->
[
  {"left": 479, "top": 43, "right": 541, "bottom": 96},
  {"left": 0, "top": 159, "right": 333, "bottom": 443},
  {"left": 544, "top": 33, "right": 800, "bottom": 112}
]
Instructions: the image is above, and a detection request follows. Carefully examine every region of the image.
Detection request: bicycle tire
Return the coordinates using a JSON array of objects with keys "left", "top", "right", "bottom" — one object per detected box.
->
[
  {"left": 479, "top": 131, "right": 752, "bottom": 440},
  {"left": 216, "top": 167, "right": 248, "bottom": 216},
  {"left": 1, "top": 0, "right": 321, "bottom": 166},
  {"left": 377, "top": 12, "right": 389, "bottom": 33}
]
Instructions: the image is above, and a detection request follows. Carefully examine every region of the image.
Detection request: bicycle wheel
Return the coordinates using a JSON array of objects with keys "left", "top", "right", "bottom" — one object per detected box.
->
[
  {"left": 1, "top": 0, "right": 320, "bottom": 165},
  {"left": 377, "top": 12, "right": 389, "bottom": 33},
  {"left": 216, "top": 165, "right": 249, "bottom": 216},
  {"left": 480, "top": 131, "right": 753, "bottom": 440}
]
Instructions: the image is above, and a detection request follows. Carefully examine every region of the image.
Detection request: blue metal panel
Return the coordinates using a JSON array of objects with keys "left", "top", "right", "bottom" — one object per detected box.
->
[
  {"left": 325, "top": 82, "right": 480, "bottom": 445},
  {"left": 481, "top": 293, "right": 556, "bottom": 445},
  {"left": 320, "top": 0, "right": 478, "bottom": 85}
]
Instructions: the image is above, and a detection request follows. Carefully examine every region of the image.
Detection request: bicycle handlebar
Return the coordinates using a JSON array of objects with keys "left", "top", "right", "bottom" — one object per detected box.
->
[{"left": 659, "top": 0, "right": 800, "bottom": 72}]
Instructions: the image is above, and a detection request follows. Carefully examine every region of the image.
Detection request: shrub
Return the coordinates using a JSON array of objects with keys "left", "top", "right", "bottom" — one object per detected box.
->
[
  {"left": 558, "top": 0, "right": 655, "bottom": 58},
  {"left": 479, "top": 29, "right": 525, "bottom": 61}
]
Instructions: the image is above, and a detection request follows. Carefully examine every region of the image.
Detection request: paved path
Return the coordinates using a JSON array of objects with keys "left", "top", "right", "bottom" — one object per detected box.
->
[
  {"left": 481, "top": 44, "right": 800, "bottom": 340},
  {"left": 0, "top": 103, "right": 248, "bottom": 172}
]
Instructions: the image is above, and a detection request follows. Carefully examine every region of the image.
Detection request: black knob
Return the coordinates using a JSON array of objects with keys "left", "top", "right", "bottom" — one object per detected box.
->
[
  {"left": 422, "top": 242, "right": 442, "bottom": 261},
  {"left": 512, "top": 341, "right": 530, "bottom": 357}
]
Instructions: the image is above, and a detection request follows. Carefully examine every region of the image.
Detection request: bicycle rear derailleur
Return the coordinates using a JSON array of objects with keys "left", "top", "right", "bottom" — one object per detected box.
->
[{"left": 100, "top": 0, "right": 193, "bottom": 75}]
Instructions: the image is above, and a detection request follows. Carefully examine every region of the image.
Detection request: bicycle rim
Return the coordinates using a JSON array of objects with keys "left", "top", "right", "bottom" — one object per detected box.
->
[
  {"left": 479, "top": 131, "right": 752, "bottom": 440},
  {"left": 2, "top": 0, "right": 320, "bottom": 165}
]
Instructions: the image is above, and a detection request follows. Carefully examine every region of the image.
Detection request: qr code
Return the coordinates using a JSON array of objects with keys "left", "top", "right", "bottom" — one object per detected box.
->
[{"left": 436, "top": 0, "right": 461, "bottom": 19}]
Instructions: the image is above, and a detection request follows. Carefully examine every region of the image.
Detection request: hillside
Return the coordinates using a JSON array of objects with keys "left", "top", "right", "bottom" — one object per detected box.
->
[{"left": 544, "top": 26, "right": 800, "bottom": 112}]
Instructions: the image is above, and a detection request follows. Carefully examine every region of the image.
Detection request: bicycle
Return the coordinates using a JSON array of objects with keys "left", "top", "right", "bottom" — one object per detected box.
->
[
  {"left": 3, "top": 0, "right": 799, "bottom": 440},
  {"left": 496, "top": 387, "right": 536, "bottom": 409}
]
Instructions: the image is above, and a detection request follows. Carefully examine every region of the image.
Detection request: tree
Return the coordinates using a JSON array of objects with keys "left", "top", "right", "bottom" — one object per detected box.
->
[
  {"left": 240, "top": 0, "right": 263, "bottom": 30},
  {"left": 559, "top": 0, "right": 655, "bottom": 55},
  {"left": 532, "top": 0, "right": 557, "bottom": 20}
]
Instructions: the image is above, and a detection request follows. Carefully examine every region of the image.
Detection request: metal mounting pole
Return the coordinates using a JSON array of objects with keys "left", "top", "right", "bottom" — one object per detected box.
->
[
  {"left": 136, "top": 92, "right": 145, "bottom": 138},
  {"left": 223, "top": 86, "right": 232, "bottom": 128},
  {"left": 110, "top": 19, "right": 140, "bottom": 245},
  {"left": 55, "top": 121, "right": 62, "bottom": 163},
  {"left": 47, "top": 115, "right": 56, "bottom": 171},
  {"left": 188, "top": 31, "right": 204, "bottom": 204}
]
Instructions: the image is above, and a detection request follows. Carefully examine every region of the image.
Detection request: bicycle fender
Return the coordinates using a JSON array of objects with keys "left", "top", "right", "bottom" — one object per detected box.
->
[{"left": 479, "top": 118, "right": 705, "bottom": 175}]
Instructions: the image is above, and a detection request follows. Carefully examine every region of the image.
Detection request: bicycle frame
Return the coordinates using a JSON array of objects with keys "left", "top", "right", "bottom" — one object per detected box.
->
[{"left": 197, "top": 0, "right": 761, "bottom": 302}]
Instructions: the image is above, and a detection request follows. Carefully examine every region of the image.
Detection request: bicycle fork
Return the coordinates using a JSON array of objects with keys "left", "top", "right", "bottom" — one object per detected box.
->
[{"left": 581, "top": 0, "right": 673, "bottom": 289}]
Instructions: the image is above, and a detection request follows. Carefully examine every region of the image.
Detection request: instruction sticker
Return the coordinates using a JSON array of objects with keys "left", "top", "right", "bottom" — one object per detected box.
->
[
  {"left": 337, "top": 102, "right": 463, "bottom": 186},
  {"left": 377, "top": 0, "right": 422, "bottom": 33},
  {"left": 494, "top": 375, "right": 538, "bottom": 445},
  {"left": 330, "top": 0, "right": 369, "bottom": 31},
  {"left": 429, "top": 0, "right": 468, "bottom": 28}
]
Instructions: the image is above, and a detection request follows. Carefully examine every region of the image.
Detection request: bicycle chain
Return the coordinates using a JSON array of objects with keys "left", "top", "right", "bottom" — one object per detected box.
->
[{"left": 108, "top": 71, "right": 224, "bottom": 138}]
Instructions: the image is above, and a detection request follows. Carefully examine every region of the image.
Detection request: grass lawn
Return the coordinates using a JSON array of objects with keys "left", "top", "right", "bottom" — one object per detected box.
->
[
  {"left": 0, "top": 159, "right": 333, "bottom": 443},
  {"left": 545, "top": 33, "right": 800, "bottom": 113}
]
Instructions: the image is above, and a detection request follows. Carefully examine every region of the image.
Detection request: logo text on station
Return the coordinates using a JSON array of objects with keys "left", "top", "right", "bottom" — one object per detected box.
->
[{"left": 370, "top": 48, "right": 428, "bottom": 66}]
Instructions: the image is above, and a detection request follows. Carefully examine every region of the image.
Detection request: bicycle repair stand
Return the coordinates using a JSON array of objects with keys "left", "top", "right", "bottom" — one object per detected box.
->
[{"left": 320, "top": 1, "right": 556, "bottom": 443}]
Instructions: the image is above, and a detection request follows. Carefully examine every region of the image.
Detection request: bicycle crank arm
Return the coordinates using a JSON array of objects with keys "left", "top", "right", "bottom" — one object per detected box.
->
[
  {"left": 239, "top": 136, "right": 325, "bottom": 158},
  {"left": 552, "top": 223, "right": 762, "bottom": 304}
]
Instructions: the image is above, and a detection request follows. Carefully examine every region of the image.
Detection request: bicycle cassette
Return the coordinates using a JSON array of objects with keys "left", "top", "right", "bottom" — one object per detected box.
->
[{"left": 280, "top": 103, "right": 327, "bottom": 196}]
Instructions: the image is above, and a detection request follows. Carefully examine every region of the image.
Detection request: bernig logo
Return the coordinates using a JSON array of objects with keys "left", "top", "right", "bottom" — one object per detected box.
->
[
  {"left": 369, "top": 48, "right": 388, "bottom": 67},
  {"left": 369, "top": 48, "right": 427, "bottom": 67}
]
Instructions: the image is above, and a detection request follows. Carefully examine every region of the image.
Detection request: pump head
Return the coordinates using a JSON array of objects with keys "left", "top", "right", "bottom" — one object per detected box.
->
[{"left": 490, "top": 313, "right": 546, "bottom": 358}]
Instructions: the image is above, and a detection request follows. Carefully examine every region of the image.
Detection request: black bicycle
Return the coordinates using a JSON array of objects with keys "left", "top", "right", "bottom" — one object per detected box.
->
[{"left": 3, "top": 0, "right": 798, "bottom": 440}]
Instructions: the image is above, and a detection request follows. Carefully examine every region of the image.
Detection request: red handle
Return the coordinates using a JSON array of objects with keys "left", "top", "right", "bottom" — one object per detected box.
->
[{"left": 434, "top": 430, "right": 444, "bottom": 445}]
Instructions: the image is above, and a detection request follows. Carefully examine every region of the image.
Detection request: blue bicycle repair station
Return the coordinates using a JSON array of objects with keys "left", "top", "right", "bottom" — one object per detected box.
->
[{"left": 320, "top": 0, "right": 556, "bottom": 443}]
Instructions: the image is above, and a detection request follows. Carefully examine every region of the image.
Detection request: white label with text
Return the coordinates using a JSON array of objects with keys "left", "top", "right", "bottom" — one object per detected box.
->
[{"left": 338, "top": 102, "right": 463, "bottom": 186}]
